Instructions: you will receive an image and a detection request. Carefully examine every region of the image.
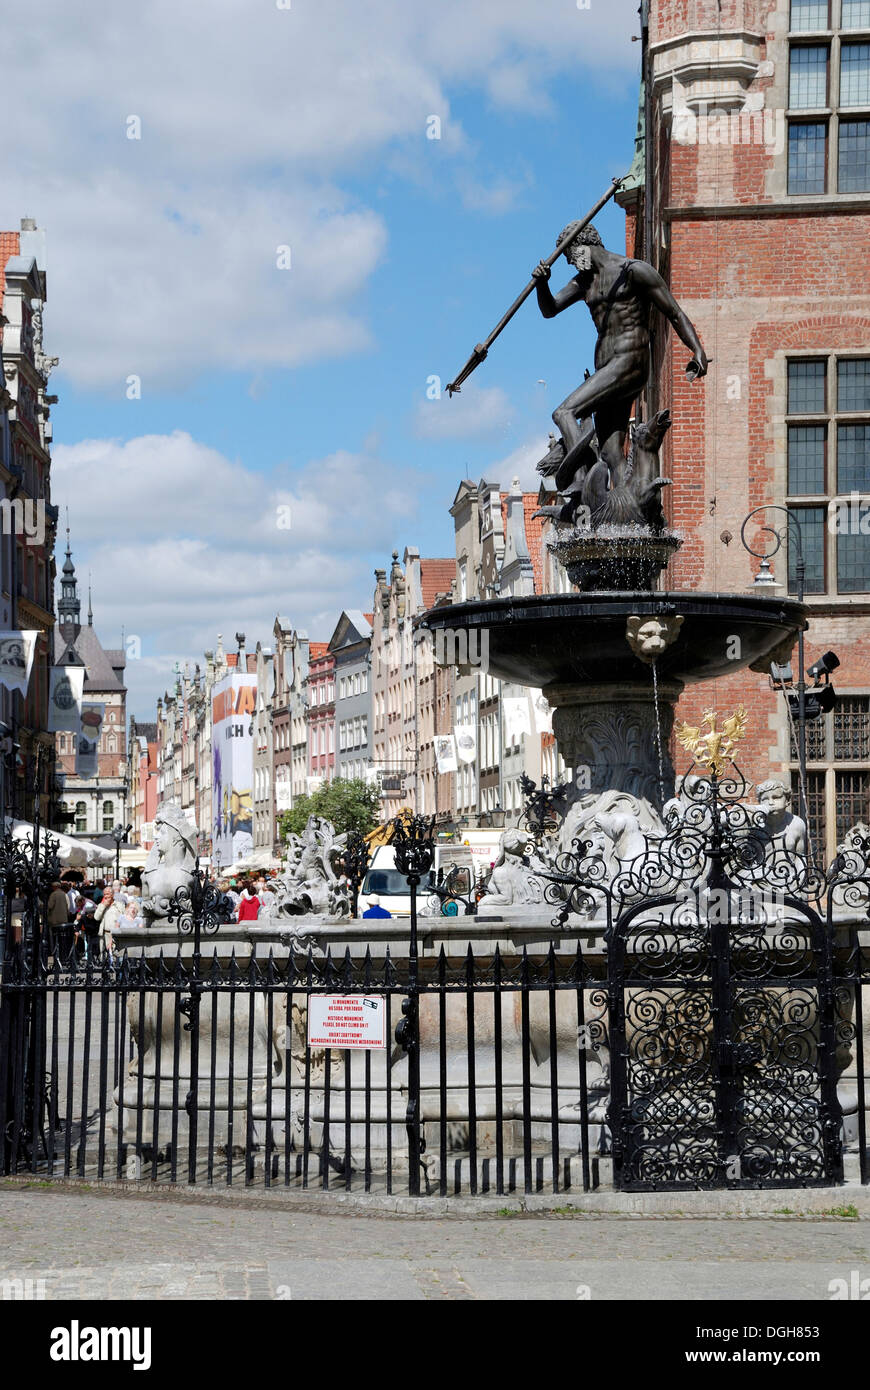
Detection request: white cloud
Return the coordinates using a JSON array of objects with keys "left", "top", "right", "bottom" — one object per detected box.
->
[
  {"left": 412, "top": 385, "right": 513, "bottom": 440},
  {"left": 54, "top": 431, "right": 417, "bottom": 712},
  {"left": 1, "top": 0, "right": 636, "bottom": 387},
  {"left": 486, "top": 435, "right": 551, "bottom": 490}
]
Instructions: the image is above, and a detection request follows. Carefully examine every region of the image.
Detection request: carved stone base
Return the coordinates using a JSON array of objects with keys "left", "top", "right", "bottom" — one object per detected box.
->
[{"left": 544, "top": 679, "right": 683, "bottom": 810}]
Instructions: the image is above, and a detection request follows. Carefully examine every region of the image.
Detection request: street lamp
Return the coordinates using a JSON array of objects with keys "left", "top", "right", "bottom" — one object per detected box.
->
[
  {"left": 740, "top": 505, "right": 840, "bottom": 863},
  {"left": 111, "top": 822, "right": 132, "bottom": 880}
]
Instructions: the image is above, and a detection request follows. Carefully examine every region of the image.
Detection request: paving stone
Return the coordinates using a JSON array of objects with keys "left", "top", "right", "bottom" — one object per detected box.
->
[{"left": 0, "top": 1189, "right": 868, "bottom": 1299}]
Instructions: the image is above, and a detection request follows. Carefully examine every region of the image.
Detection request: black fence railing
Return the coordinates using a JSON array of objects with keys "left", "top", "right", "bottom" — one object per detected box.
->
[
  {"left": 0, "top": 941, "right": 609, "bottom": 1196},
  {"left": 2, "top": 801, "right": 870, "bottom": 1196}
]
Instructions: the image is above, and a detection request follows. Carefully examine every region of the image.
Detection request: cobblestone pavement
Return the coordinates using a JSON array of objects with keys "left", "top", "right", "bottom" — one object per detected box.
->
[{"left": 1, "top": 1189, "right": 869, "bottom": 1299}]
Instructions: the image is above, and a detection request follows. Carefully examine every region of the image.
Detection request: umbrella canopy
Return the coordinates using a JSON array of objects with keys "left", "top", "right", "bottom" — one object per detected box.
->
[{"left": 6, "top": 819, "right": 115, "bottom": 868}]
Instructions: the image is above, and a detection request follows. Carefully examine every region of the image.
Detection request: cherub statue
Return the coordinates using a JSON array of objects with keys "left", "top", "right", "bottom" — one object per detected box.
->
[{"left": 755, "top": 779, "right": 807, "bottom": 858}]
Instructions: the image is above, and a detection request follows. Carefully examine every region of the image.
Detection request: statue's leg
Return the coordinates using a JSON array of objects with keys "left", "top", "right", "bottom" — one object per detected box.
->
[
  {"left": 593, "top": 395, "right": 635, "bottom": 486},
  {"left": 553, "top": 416, "right": 596, "bottom": 493},
  {"left": 552, "top": 355, "right": 643, "bottom": 480}
]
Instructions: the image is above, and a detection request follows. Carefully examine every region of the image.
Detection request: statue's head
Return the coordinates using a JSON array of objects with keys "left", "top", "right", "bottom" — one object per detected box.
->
[
  {"left": 500, "top": 829, "right": 530, "bottom": 859},
  {"left": 626, "top": 613, "right": 684, "bottom": 662},
  {"left": 757, "top": 779, "right": 790, "bottom": 813},
  {"left": 153, "top": 802, "right": 199, "bottom": 860},
  {"left": 559, "top": 222, "right": 603, "bottom": 272}
]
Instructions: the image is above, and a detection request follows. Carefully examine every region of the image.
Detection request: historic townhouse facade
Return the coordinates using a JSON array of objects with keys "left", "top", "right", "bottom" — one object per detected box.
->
[
  {"left": 271, "top": 619, "right": 310, "bottom": 839},
  {"left": 619, "top": 0, "right": 870, "bottom": 860},
  {"left": 305, "top": 642, "right": 334, "bottom": 789},
  {"left": 253, "top": 640, "right": 274, "bottom": 855},
  {"left": 370, "top": 554, "right": 416, "bottom": 819},
  {"left": 446, "top": 478, "right": 559, "bottom": 829},
  {"left": 406, "top": 551, "right": 455, "bottom": 820},
  {"left": 152, "top": 634, "right": 245, "bottom": 855},
  {"left": 128, "top": 718, "right": 158, "bottom": 849},
  {"left": 1, "top": 219, "right": 59, "bottom": 825},
  {"left": 328, "top": 611, "right": 372, "bottom": 782}
]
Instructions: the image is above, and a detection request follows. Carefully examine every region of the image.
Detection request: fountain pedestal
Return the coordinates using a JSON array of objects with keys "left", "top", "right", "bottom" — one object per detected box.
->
[{"left": 545, "top": 679, "right": 682, "bottom": 808}]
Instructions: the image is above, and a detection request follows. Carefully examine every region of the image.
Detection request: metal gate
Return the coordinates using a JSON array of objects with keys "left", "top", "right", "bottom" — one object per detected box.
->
[{"left": 606, "top": 865, "right": 844, "bottom": 1191}]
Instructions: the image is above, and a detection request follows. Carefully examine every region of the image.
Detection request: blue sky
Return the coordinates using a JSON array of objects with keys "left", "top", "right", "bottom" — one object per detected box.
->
[{"left": 4, "top": 0, "right": 641, "bottom": 717}]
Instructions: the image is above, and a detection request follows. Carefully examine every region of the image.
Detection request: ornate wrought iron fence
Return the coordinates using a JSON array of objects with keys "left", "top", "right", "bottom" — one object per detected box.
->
[
  {"left": 0, "top": 934, "right": 610, "bottom": 1195},
  {"left": 1, "top": 796, "right": 869, "bottom": 1196}
]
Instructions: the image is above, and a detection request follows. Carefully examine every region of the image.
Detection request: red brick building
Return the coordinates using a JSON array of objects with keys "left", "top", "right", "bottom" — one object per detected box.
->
[{"left": 619, "top": 0, "right": 870, "bottom": 862}]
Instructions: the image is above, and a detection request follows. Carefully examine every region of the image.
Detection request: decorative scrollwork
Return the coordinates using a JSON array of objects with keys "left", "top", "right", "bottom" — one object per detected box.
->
[
  {"left": 826, "top": 823, "right": 870, "bottom": 918},
  {"left": 164, "top": 862, "right": 227, "bottom": 937},
  {"left": 389, "top": 814, "right": 435, "bottom": 884},
  {"left": 519, "top": 772, "right": 572, "bottom": 839},
  {"left": 538, "top": 765, "right": 829, "bottom": 924}
]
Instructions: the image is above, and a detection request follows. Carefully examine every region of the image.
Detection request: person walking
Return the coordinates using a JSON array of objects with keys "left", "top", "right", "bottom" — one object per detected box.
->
[
  {"left": 94, "top": 888, "right": 122, "bottom": 966},
  {"left": 47, "top": 881, "right": 72, "bottom": 959},
  {"left": 237, "top": 882, "right": 260, "bottom": 922}
]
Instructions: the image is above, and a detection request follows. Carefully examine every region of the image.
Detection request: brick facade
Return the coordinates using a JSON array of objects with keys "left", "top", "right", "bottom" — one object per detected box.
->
[{"left": 619, "top": 0, "right": 870, "bottom": 860}]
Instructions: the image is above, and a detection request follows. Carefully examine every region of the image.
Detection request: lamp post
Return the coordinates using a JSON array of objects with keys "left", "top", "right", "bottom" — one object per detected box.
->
[
  {"left": 111, "top": 822, "right": 132, "bottom": 881},
  {"left": 739, "top": 505, "right": 839, "bottom": 864},
  {"left": 390, "top": 813, "right": 435, "bottom": 1196},
  {"left": 741, "top": 505, "right": 809, "bottom": 828}
]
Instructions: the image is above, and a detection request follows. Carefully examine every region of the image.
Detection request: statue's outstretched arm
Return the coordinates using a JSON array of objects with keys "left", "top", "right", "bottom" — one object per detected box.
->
[
  {"left": 631, "top": 261, "right": 708, "bottom": 377},
  {"left": 532, "top": 263, "right": 586, "bottom": 319}
]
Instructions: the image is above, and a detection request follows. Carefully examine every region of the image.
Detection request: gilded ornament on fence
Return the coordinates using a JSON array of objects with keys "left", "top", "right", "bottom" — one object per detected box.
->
[{"left": 674, "top": 705, "right": 748, "bottom": 776}]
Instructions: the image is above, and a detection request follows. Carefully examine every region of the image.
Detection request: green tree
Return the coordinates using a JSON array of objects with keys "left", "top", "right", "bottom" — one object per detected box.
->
[{"left": 279, "top": 778, "right": 381, "bottom": 840}]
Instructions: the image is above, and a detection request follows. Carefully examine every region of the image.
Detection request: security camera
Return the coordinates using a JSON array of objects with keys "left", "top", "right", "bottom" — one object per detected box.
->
[{"left": 808, "top": 650, "right": 840, "bottom": 682}]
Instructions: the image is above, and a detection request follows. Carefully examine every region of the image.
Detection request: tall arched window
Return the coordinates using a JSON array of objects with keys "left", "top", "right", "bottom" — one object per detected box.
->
[
  {"left": 75, "top": 801, "right": 87, "bottom": 833},
  {"left": 102, "top": 800, "right": 114, "bottom": 832}
]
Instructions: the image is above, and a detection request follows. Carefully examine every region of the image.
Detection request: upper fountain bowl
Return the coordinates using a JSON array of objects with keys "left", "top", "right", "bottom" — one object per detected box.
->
[{"left": 419, "top": 591, "right": 806, "bottom": 689}]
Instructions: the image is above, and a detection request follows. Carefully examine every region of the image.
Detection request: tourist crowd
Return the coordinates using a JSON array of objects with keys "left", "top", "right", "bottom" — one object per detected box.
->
[
  {"left": 215, "top": 872, "right": 279, "bottom": 922},
  {"left": 47, "top": 874, "right": 146, "bottom": 965}
]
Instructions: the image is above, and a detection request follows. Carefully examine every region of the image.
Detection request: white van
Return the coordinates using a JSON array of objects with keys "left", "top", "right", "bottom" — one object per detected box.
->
[{"left": 357, "top": 845, "right": 477, "bottom": 919}]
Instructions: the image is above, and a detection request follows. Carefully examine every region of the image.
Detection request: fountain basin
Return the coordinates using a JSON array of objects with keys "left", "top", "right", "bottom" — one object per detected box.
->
[
  {"left": 419, "top": 591, "right": 806, "bottom": 689},
  {"left": 549, "top": 531, "right": 682, "bottom": 591}
]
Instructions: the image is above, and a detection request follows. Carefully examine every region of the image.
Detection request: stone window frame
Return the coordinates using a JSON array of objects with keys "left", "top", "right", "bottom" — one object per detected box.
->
[
  {"left": 783, "top": 349, "right": 870, "bottom": 595},
  {"left": 790, "top": 689, "right": 870, "bottom": 862},
  {"left": 787, "top": 0, "right": 870, "bottom": 194}
]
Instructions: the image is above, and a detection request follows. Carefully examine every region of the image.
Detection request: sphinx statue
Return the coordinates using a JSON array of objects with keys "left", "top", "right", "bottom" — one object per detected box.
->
[{"left": 141, "top": 802, "right": 199, "bottom": 927}]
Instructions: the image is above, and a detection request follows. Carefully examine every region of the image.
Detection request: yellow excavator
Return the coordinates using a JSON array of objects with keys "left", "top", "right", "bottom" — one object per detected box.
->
[{"left": 362, "top": 808, "right": 414, "bottom": 850}]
